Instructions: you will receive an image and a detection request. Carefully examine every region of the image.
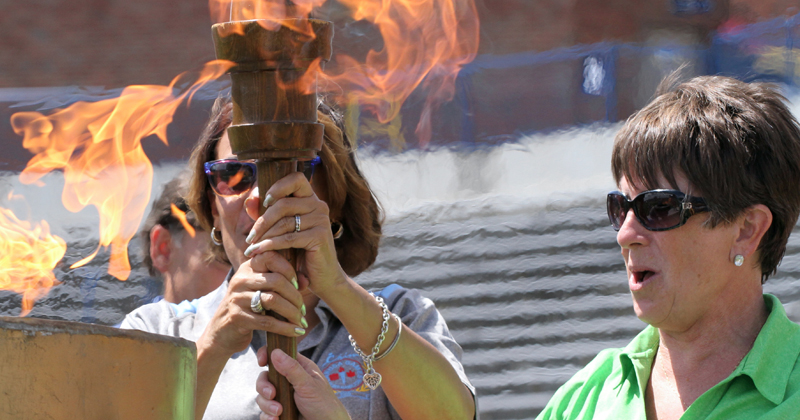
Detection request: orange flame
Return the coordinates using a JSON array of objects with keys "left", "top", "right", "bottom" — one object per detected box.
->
[
  {"left": 10, "top": 60, "right": 233, "bottom": 280},
  {"left": 0, "top": 204, "right": 66, "bottom": 316},
  {"left": 331, "top": 0, "right": 479, "bottom": 146},
  {"left": 210, "top": 0, "right": 325, "bottom": 36},
  {"left": 210, "top": 0, "right": 479, "bottom": 147},
  {"left": 170, "top": 204, "right": 197, "bottom": 238}
]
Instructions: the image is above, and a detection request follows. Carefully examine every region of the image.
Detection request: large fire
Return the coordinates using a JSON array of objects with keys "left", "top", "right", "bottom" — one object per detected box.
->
[
  {"left": 210, "top": 0, "right": 480, "bottom": 147},
  {"left": 3, "top": 0, "right": 477, "bottom": 314},
  {"left": 0, "top": 199, "right": 66, "bottom": 316},
  {"left": 9, "top": 60, "right": 232, "bottom": 283}
]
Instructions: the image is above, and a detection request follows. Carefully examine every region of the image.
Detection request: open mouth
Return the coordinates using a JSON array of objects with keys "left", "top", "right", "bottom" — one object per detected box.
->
[{"left": 632, "top": 270, "right": 655, "bottom": 284}]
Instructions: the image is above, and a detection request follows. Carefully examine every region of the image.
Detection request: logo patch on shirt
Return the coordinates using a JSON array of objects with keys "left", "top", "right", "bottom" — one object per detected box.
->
[{"left": 320, "top": 352, "right": 370, "bottom": 399}]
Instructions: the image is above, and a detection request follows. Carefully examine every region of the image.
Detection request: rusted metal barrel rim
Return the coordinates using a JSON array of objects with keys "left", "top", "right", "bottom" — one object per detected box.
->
[{"left": 0, "top": 316, "right": 197, "bottom": 420}]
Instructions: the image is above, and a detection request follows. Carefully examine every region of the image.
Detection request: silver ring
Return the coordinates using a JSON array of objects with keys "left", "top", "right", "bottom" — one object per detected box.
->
[
  {"left": 295, "top": 215, "right": 301, "bottom": 233},
  {"left": 250, "top": 291, "right": 264, "bottom": 314}
]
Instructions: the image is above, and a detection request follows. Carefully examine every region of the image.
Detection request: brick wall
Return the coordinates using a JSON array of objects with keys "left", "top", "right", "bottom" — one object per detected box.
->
[
  {"left": 3, "top": 0, "right": 799, "bottom": 88},
  {"left": 0, "top": 0, "right": 215, "bottom": 87},
  {"left": 1, "top": 0, "right": 799, "bottom": 152}
]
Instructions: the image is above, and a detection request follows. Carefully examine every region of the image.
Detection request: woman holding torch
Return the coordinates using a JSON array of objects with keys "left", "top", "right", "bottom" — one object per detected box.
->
[{"left": 120, "top": 96, "right": 477, "bottom": 420}]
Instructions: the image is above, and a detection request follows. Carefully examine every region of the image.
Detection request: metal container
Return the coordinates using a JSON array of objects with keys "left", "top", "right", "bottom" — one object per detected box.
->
[{"left": 0, "top": 316, "right": 196, "bottom": 420}]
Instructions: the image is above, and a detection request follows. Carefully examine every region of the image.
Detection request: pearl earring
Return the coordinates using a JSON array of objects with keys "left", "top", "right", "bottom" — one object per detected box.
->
[{"left": 734, "top": 254, "right": 744, "bottom": 267}]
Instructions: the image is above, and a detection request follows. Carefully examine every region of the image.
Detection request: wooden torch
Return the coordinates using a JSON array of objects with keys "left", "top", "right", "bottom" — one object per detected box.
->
[{"left": 212, "top": 17, "right": 333, "bottom": 420}]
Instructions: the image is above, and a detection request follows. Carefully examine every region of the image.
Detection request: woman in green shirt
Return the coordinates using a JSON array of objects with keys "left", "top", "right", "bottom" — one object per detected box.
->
[
  {"left": 538, "top": 75, "right": 800, "bottom": 419},
  {"left": 253, "top": 74, "right": 800, "bottom": 420}
]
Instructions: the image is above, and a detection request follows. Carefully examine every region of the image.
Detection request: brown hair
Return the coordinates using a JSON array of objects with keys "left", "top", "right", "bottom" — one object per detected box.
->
[
  {"left": 612, "top": 75, "right": 800, "bottom": 282},
  {"left": 141, "top": 174, "right": 207, "bottom": 276},
  {"left": 186, "top": 96, "right": 383, "bottom": 276}
]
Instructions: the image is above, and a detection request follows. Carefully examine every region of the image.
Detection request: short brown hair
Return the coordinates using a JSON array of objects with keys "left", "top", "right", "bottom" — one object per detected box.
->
[
  {"left": 186, "top": 96, "right": 383, "bottom": 276},
  {"left": 140, "top": 174, "right": 202, "bottom": 276},
  {"left": 612, "top": 75, "right": 800, "bottom": 282}
]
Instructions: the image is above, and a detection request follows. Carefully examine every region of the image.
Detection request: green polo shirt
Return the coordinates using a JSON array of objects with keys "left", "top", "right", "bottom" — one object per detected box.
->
[{"left": 536, "top": 294, "right": 800, "bottom": 420}]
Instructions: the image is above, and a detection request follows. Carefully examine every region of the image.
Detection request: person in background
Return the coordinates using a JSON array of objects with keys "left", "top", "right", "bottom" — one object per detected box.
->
[
  {"left": 534, "top": 75, "right": 800, "bottom": 419},
  {"left": 140, "top": 174, "right": 230, "bottom": 304}
]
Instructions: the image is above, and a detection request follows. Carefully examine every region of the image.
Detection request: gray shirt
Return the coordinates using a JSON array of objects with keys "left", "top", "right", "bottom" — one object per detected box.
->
[{"left": 120, "top": 279, "right": 477, "bottom": 420}]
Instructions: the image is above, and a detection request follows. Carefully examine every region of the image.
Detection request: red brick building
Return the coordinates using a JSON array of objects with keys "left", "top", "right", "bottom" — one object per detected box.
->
[
  {"left": 0, "top": 0, "right": 797, "bottom": 158},
  {"left": 2, "top": 0, "right": 796, "bottom": 87}
]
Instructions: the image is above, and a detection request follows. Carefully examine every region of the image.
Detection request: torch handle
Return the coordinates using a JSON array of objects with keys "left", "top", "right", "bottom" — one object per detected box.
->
[
  {"left": 211, "top": 18, "right": 332, "bottom": 420},
  {"left": 258, "top": 159, "right": 299, "bottom": 420}
]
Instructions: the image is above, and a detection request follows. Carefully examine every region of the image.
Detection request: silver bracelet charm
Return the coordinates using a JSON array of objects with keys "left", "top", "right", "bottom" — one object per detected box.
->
[{"left": 348, "top": 293, "right": 391, "bottom": 390}]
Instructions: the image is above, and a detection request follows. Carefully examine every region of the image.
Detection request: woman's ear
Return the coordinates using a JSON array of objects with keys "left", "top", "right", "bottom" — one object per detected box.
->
[
  {"left": 732, "top": 204, "right": 773, "bottom": 262},
  {"left": 149, "top": 225, "right": 173, "bottom": 274}
]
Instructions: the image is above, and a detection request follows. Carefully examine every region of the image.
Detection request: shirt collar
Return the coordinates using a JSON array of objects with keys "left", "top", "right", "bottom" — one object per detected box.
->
[
  {"left": 616, "top": 325, "right": 659, "bottom": 392},
  {"left": 737, "top": 294, "right": 800, "bottom": 405},
  {"left": 614, "top": 294, "right": 800, "bottom": 405}
]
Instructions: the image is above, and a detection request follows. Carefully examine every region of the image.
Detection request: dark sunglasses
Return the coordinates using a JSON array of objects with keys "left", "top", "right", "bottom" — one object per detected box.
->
[
  {"left": 204, "top": 156, "right": 321, "bottom": 196},
  {"left": 607, "top": 189, "right": 709, "bottom": 231}
]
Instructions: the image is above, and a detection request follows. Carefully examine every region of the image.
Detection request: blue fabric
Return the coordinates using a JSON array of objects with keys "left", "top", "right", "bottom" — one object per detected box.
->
[
  {"left": 169, "top": 298, "right": 201, "bottom": 317},
  {"left": 375, "top": 283, "right": 402, "bottom": 300}
]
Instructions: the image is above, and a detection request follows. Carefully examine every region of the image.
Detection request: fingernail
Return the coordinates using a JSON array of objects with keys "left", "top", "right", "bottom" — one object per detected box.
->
[
  {"left": 294, "top": 327, "right": 306, "bottom": 336},
  {"left": 301, "top": 317, "right": 308, "bottom": 329},
  {"left": 261, "top": 387, "right": 274, "bottom": 399},
  {"left": 244, "top": 243, "right": 258, "bottom": 257},
  {"left": 245, "top": 229, "right": 256, "bottom": 244},
  {"left": 266, "top": 403, "right": 280, "bottom": 416},
  {"left": 301, "top": 304, "right": 306, "bottom": 316},
  {"left": 263, "top": 194, "right": 275, "bottom": 208},
  {"left": 291, "top": 277, "right": 298, "bottom": 289}
]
